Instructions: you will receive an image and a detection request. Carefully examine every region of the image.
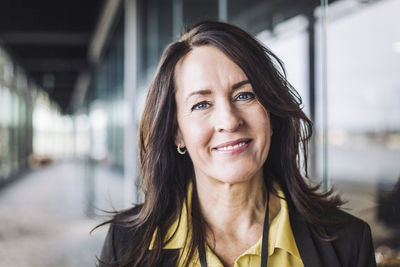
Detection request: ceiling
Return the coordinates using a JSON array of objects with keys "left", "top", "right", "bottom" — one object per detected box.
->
[
  {"left": 0, "top": 0, "right": 104, "bottom": 113},
  {"left": 0, "top": 0, "right": 337, "bottom": 114}
]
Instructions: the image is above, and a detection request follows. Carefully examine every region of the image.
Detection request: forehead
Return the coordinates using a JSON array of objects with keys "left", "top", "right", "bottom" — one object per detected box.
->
[{"left": 174, "top": 45, "right": 248, "bottom": 94}]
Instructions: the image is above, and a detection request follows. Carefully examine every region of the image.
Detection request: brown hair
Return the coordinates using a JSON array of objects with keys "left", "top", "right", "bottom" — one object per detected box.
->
[{"left": 98, "top": 21, "right": 343, "bottom": 267}]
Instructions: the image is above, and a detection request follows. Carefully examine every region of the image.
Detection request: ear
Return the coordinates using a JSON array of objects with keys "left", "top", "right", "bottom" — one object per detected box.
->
[{"left": 175, "top": 128, "right": 185, "bottom": 147}]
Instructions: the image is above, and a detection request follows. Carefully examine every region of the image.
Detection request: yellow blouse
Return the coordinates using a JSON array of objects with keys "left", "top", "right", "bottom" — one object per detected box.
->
[{"left": 150, "top": 185, "right": 304, "bottom": 267}]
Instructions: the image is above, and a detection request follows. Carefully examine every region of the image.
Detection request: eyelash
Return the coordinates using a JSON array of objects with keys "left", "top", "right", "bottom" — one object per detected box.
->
[
  {"left": 235, "top": 92, "right": 255, "bottom": 101},
  {"left": 191, "top": 92, "right": 256, "bottom": 111},
  {"left": 191, "top": 101, "right": 210, "bottom": 111}
]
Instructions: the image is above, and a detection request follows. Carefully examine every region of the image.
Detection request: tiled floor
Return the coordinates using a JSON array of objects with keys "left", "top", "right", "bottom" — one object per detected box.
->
[{"left": 0, "top": 160, "right": 124, "bottom": 267}]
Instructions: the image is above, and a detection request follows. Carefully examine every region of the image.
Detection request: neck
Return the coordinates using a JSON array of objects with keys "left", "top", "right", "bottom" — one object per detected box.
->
[
  {"left": 195, "top": 170, "right": 278, "bottom": 238},
  {"left": 194, "top": 171, "right": 281, "bottom": 266}
]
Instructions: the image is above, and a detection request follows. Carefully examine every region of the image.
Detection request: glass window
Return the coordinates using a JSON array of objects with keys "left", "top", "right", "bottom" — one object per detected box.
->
[
  {"left": 316, "top": 0, "right": 400, "bottom": 264},
  {"left": 0, "top": 86, "right": 6, "bottom": 180},
  {"left": 0, "top": 87, "right": 11, "bottom": 179},
  {"left": 257, "top": 15, "right": 310, "bottom": 115},
  {"left": 11, "top": 91, "right": 20, "bottom": 172}
]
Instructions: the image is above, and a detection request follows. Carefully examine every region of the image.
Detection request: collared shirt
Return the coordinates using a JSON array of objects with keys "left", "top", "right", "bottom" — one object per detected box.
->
[{"left": 150, "top": 184, "right": 304, "bottom": 267}]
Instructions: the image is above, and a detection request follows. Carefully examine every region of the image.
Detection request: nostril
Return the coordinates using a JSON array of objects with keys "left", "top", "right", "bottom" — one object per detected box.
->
[{"left": 215, "top": 117, "right": 243, "bottom": 132}]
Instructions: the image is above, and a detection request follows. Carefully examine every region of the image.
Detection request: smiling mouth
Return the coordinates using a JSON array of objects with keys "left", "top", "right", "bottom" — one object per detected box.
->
[
  {"left": 213, "top": 138, "right": 252, "bottom": 152},
  {"left": 215, "top": 141, "right": 246, "bottom": 151}
]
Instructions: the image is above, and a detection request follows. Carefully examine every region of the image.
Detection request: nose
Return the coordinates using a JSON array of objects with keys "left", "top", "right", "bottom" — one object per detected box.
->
[{"left": 214, "top": 101, "right": 243, "bottom": 132}]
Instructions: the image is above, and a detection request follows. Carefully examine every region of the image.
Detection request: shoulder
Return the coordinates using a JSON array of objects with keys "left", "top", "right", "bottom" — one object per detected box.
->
[
  {"left": 325, "top": 208, "right": 376, "bottom": 267},
  {"left": 99, "top": 206, "right": 143, "bottom": 266},
  {"left": 290, "top": 206, "right": 372, "bottom": 250},
  {"left": 99, "top": 205, "right": 180, "bottom": 267},
  {"left": 325, "top": 208, "right": 371, "bottom": 240},
  {"left": 290, "top": 207, "right": 376, "bottom": 267}
]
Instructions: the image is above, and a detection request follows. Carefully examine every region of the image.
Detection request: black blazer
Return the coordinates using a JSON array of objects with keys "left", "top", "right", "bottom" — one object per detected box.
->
[{"left": 99, "top": 208, "right": 377, "bottom": 267}]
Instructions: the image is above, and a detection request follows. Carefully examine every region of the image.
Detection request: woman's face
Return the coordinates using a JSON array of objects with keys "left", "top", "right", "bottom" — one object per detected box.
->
[{"left": 174, "top": 45, "right": 272, "bottom": 185}]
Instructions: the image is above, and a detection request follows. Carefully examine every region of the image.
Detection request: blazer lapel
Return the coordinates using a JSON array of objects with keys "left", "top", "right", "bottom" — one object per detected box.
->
[{"left": 289, "top": 210, "right": 341, "bottom": 267}]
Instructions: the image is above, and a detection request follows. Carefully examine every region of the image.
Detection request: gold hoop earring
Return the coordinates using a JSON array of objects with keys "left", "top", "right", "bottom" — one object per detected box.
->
[{"left": 177, "top": 144, "right": 187, "bottom": 155}]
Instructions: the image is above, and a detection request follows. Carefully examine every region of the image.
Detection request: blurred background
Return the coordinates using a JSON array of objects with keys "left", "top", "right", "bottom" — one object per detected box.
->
[{"left": 0, "top": 0, "right": 399, "bottom": 266}]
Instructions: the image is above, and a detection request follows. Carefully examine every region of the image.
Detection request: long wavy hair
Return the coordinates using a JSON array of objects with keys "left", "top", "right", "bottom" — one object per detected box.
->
[{"left": 98, "top": 21, "right": 343, "bottom": 267}]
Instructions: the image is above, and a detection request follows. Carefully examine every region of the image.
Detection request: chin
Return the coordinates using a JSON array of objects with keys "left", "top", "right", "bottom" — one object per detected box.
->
[{"left": 212, "top": 169, "right": 260, "bottom": 185}]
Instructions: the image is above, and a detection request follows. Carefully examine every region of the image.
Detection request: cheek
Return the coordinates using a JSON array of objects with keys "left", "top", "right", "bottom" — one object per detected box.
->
[
  {"left": 251, "top": 109, "right": 272, "bottom": 148},
  {"left": 248, "top": 106, "right": 271, "bottom": 131},
  {"left": 180, "top": 118, "right": 211, "bottom": 149}
]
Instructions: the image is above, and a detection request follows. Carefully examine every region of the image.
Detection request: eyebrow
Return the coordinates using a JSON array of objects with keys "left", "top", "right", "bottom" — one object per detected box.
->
[
  {"left": 232, "top": 80, "right": 250, "bottom": 90},
  {"left": 186, "top": 80, "right": 250, "bottom": 102}
]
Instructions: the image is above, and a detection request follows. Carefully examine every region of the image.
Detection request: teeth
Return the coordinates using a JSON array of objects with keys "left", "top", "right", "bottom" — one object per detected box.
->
[{"left": 216, "top": 142, "right": 246, "bottom": 151}]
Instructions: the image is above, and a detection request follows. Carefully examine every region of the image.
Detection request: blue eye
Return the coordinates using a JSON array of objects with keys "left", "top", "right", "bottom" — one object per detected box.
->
[
  {"left": 236, "top": 92, "right": 255, "bottom": 101},
  {"left": 192, "top": 101, "right": 210, "bottom": 111}
]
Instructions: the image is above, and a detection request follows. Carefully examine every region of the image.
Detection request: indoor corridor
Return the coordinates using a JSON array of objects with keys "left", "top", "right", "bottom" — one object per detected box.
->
[{"left": 0, "top": 161, "right": 124, "bottom": 267}]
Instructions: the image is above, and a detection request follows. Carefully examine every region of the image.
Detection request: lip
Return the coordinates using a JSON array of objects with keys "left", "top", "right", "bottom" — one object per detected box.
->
[
  {"left": 213, "top": 138, "right": 252, "bottom": 155},
  {"left": 214, "top": 138, "right": 251, "bottom": 149}
]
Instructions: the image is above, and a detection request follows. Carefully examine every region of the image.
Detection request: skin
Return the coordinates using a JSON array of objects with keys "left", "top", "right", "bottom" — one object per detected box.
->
[{"left": 174, "top": 45, "right": 280, "bottom": 267}]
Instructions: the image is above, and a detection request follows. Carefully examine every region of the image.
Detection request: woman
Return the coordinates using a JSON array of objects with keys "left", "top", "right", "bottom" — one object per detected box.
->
[{"left": 98, "top": 21, "right": 376, "bottom": 267}]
